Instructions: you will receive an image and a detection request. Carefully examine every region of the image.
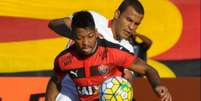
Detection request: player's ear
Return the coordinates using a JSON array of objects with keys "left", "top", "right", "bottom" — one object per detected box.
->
[
  {"left": 96, "top": 29, "right": 104, "bottom": 39},
  {"left": 94, "top": 29, "right": 99, "bottom": 38},
  {"left": 97, "top": 34, "right": 104, "bottom": 39},
  {"left": 114, "top": 10, "right": 120, "bottom": 20}
]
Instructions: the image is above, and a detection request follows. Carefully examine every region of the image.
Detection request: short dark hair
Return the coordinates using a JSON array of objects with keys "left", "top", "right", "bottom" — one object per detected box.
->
[
  {"left": 118, "top": 0, "right": 144, "bottom": 15},
  {"left": 71, "top": 11, "right": 95, "bottom": 31}
]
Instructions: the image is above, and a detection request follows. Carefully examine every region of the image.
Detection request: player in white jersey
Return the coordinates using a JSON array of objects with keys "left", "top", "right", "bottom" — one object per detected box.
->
[
  {"left": 46, "top": 0, "right": 168, "bottom": 101},
  {"left": 52, "top": 10, "right": 134, "bottom": 53}
]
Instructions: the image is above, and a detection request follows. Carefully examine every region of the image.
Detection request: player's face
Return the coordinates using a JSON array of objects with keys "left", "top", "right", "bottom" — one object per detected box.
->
[
  {"left": 74, "top": 28, "right": 98, "bottom": 55},
  {"left": 114, "top": 6, "right": 144, "bottom": 40}
]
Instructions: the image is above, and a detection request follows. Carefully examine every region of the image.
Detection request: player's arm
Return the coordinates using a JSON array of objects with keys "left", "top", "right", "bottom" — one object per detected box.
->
[
  {"left": 128, "top": 58, "right": 172, "bottom": 101},
  {"left": 48, "top": 17, "right": 72, "bottom": 38},
  {"left": 132, "top": 32, "right": 152, "bottom": 50},
  {"left": 129, "top": 58, "right": 160, "bottom": 87},
  {"left": 45, "top": 55, "right": 64, "bottom": 101},
  {"left": 45, "top": 73, "right": 61, "bottom": 101}
]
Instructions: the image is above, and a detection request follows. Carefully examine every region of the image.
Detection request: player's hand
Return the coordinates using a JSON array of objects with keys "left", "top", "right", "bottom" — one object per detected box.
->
[{"left": 155, "top": 85, "right": 172, "bottom": 101}]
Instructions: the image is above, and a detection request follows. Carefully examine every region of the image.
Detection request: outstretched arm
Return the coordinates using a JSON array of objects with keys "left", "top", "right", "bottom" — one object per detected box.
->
[
  {"left": 132, "top": 32, "right": 152, "bottom": 50},
  {"left": 48, "top": 17, "right": 72, "bottom": 38},
  {"left": 128, "top": 58, "right": 172, "bottom": 101},
  {"left": 45, "top": 74, "right": 61, "bottom": 101}
]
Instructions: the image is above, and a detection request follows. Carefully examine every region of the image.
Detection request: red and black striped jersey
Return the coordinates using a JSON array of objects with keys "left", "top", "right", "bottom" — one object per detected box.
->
[{"left": 54, "top": 38, "right": 136, "bottom": 101}]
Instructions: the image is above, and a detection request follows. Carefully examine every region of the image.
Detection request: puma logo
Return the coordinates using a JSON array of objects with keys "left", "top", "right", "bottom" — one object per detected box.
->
[
  {"left": 120, "top": 47, "right": 123, "bottom": 50},
  {"left": 69, "top": 70, "right": 78, "bottom": 77}
]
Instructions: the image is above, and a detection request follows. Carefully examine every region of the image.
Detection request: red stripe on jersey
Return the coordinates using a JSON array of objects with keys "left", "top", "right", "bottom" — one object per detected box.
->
[{"left": 108, "top": 20, "right": 112, "bottom": 28}]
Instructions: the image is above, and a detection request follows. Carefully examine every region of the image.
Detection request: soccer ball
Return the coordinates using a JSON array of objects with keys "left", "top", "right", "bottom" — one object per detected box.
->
[{"left": 99, "top": 76, "right": 133, "bottom": 101}]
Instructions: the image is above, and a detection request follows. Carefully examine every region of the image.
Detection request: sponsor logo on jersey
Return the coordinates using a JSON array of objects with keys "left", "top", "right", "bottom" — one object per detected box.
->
[
  {"left": 97, "top": 64, "right": 110, "bottom": 75},
  {"left": 77, "top": 85, "right": 99, "bottom": 96}
]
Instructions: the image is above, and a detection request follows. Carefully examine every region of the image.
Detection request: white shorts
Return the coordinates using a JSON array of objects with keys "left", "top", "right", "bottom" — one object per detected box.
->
[{"left": 56, "top": 93, "right": 72, "bottom": 101}]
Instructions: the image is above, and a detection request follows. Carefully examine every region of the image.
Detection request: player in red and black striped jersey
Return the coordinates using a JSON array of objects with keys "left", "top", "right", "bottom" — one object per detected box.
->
[
  {"left": 54, "top": 38, "right": 136, "bottom": 101},
  {"left": 45, "top": 11, "right": 172, "bottom": 101}
]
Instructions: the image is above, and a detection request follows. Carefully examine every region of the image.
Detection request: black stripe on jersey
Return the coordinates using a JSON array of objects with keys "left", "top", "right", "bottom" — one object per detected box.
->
[
  {"left": 90, "top": 65, "right": 102, "bottom": 76},
  {"left": 97, "top": 38, "right": 134, "bottom": 55}
]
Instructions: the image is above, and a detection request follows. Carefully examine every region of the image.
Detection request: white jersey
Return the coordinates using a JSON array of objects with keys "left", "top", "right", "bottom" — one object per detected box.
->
[{"left": 67, "top": 11, "right": 134, "bottom": 53}]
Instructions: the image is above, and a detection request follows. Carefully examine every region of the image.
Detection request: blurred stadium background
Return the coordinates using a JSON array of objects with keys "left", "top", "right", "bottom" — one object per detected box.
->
[{"left": 0, "top": 0, "right": 200, "bottom": 101}]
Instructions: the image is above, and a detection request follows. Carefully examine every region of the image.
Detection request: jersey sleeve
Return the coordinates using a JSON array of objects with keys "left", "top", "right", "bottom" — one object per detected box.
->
[
  {"left": 112, "top": 48, "right": 137, "bottom": 68},
  {"left": 53, "top": 56, "right": 66, "bottom": 80},
  {"left": 89, "top": 11, "right": 108, "bottom": 27}
]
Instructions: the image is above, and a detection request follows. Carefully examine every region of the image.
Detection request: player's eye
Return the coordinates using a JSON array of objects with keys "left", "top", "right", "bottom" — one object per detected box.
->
[
  {"left": 135, "top": 22, "right": 140, "bottom": 26},
  {"left": 88, "top": 32, "right": 95, "bottom": 38},
  {"left": 126, "top": 17, "right": 133, "bottom": 22}
]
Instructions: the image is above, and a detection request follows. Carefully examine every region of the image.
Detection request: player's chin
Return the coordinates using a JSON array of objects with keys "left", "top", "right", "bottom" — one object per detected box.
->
[
  {"left": 122, "top": 35, "right": 130, "bottom": 40},
  {"left": 81, "top": 49, "right": 93, "bottom": 55},
  {"left": 122, "top": 32, "right": 131, "bottom": 39}
]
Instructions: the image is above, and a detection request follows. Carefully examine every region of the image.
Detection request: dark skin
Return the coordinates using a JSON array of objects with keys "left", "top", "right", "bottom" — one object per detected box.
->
[
  {"left": 45, "top": 28, "right": 172, "bottom": 101},
  {"left": 48, "top": 17, "right": 72, "bottom": 38},
  {"left": 73, "top": 28, "right": 98, "bottom": 56},
  {"left": 132, "top": 32, "right": 152, "bottom": 51},
  {"left": 45, "top": 75, "right": 60, "bottom": 101}
]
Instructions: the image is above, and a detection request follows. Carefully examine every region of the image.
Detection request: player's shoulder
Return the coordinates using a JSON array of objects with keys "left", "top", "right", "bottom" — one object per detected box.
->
[
  {"left": 98, "top": 38, "right": 134, "bottom": 55},
  {"left": 55, "top": 44, "right": 76, "bottom": 60},
  {"left": 88, "top": 10, "right": 105, "bottom": 18},
  {"left": 88, "top": 11, "right": 108, "bottom": 24}
]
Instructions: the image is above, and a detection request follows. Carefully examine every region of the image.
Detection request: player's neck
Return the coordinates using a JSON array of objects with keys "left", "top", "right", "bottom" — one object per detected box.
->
[{"left": 111, "top": 21, "right": 121, "bottom": 41}]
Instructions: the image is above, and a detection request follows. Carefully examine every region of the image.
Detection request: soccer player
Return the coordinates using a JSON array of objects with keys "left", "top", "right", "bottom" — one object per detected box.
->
[
  {"left": 48, "top": 0, "right": 149, "bottom": 90},
  {"left": 45, "top": 11, "right": 172, "bottom": 101},
  {"left": 48, "top": 0, "right": 147, "bottom": 53}
]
